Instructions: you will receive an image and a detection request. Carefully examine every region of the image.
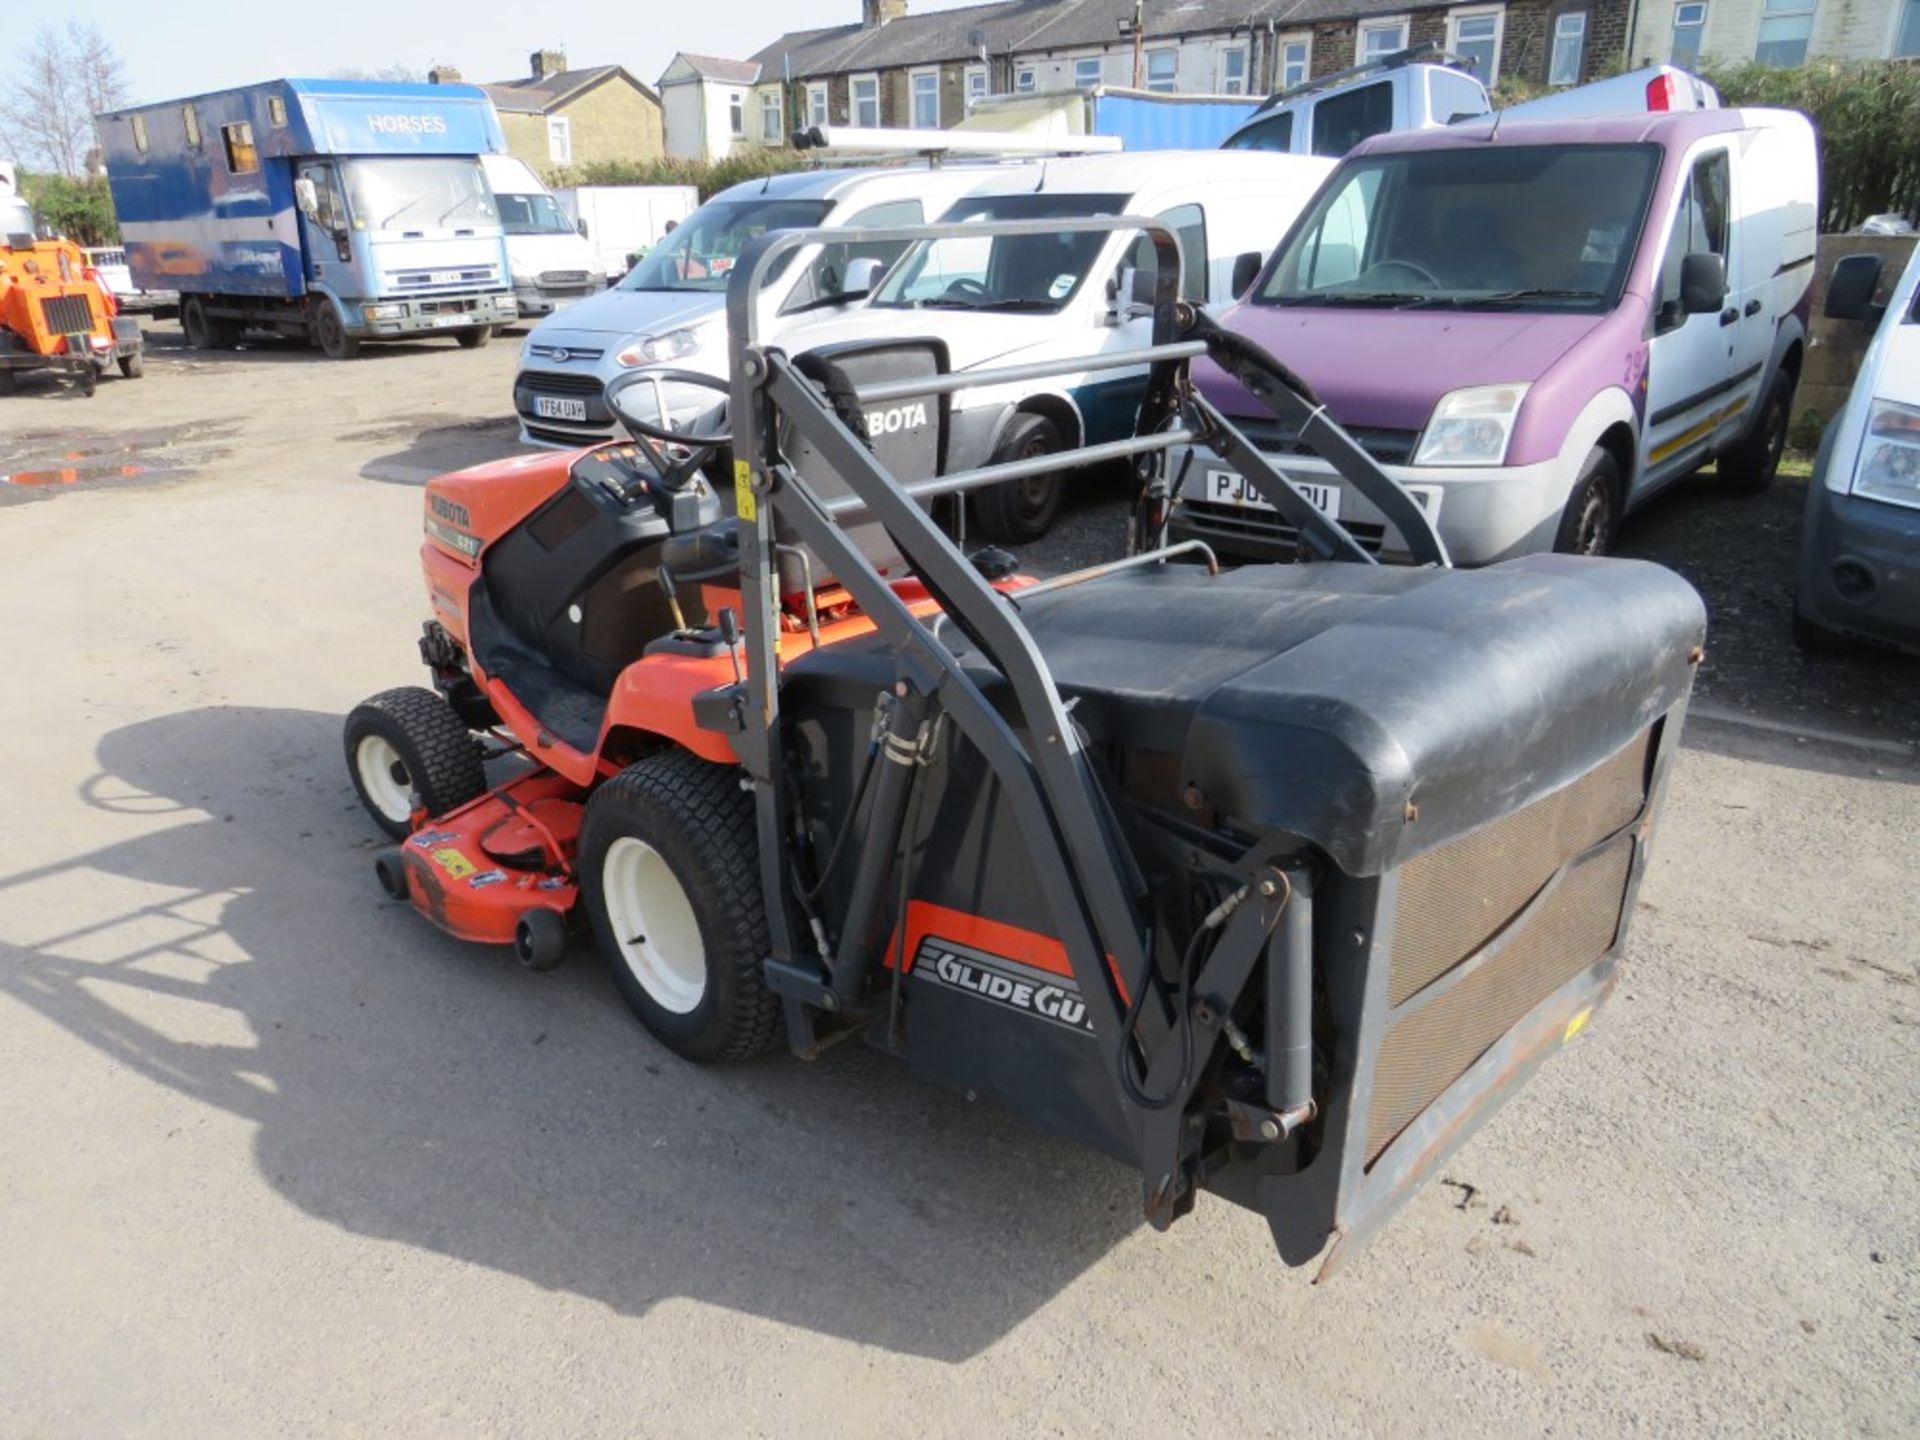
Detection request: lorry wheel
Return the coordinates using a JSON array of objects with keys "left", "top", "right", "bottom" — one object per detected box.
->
[
  {"left": 181, "top": 297, "right": 213, "bottom": 349},
  {"left": 454, "top": 326, "right": 492, "bottom": 349},
  {"left": 342, "top": 686, "right": 486, "bottom": 840},
  {"left": 1553, "top": 448, "right": 1621, "bottom": 556},
  {"left": 1719, "top": 369, "right": 1794, "bottom": 495},
  {"left": 974, "top": 414, "right": 1067, "bottom": 544},
  {"left": 579, "top": 751, "right": 779, "bottom": 1063},
  {"left": 312, "top": 300, "right": 361, "bottom": 360},
  {"left": 117, "top": 352, "right": 145, "bottom": 380}
]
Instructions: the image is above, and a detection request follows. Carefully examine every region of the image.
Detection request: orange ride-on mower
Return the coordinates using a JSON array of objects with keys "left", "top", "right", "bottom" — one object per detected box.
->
[
  {"left": 347, "top": 217, "right": 1706, "bottom": 1272},
  {"left": 0, "top": 209, "right": 144, "bottom": 396}
]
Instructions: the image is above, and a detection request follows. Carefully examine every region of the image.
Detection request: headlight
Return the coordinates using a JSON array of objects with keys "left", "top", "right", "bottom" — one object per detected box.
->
[
  {"left": 616, "top": 328, "right": 700, "bottom": 367},
  {"left": 1853, "top": 398, "right": 1920, "bottom": 511},
  {"left": 367, "top": 303, "right": 403, "bottom": 320},
  {"left": 1414, "top": 383, "right": 1530, "bottom": 468}
]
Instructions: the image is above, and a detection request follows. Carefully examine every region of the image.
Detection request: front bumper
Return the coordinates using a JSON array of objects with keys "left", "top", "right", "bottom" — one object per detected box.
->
[
  {"left": 510, "top": 279, "right": 604, "bottom": 319},
  {"left": 1166, "top": 445, "right": 1570, "bottom": 567},
  {"left": 1797, "top": 463, "right": 1920, "bottom": 655},
  {"left": 360, "top": 291, "right": 517, "bottom": 338}
]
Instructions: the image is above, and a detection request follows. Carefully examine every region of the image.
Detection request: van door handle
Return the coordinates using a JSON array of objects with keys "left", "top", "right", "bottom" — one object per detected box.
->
[
  {"left": 1743, "top": 298, "right": 1763, "bottom": 317},
  {"left": 1719, "top": 306, "right": 1739, "bottom": 326}
]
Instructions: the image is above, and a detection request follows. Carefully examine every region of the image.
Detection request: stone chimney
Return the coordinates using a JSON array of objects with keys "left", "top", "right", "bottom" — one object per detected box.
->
[
  {"left": 529, "top": 49, "right": 568, "bottom": 80},
  {"left": 861, "top": 0, "right": 907, "bottom": 27},
  {"left": 428, "top": 64, "right": 462, "bottom": 85}
]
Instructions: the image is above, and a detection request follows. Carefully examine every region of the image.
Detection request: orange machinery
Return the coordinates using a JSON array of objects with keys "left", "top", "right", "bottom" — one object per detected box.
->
[{"left": 0, "top": 198, "right": 144, "bottom": 395}]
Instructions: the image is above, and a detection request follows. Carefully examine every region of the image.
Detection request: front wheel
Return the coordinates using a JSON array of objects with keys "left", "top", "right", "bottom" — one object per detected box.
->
[
  {"left": 343, "top": 686, "right": 486, "bottom": 839},
  {"left": 1553, "top": 447, "right": 1622, "bottom": 556},
  {"left": 117, "top": 352, "right": 145, "bottom": 380},
  {"left": 579, "top": 751, "right": 778, "bottom": 1062},
  {"left": 973, "top": 413, "right": 1067, "bottom": 544},
  {"left": 455, "top": 325, "right": 492, "bottom": 350},
  {"left": 1719, "top": 368, "right": 1794, "bottom": 495},
  {"left": 311, "top": 300, "right": 361, "bottom": 360}
]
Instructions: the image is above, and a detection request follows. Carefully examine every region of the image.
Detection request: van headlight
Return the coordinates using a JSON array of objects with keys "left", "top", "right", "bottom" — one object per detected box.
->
[
  {"left": 616, "top": 329, "right": 700, "bottom": 367},
  {"left": 1414, "top": 383, "right": 1530, "bottom": 467},
  {"left": 1853, "top": 399, "right": 1920, "bottom": 511}
]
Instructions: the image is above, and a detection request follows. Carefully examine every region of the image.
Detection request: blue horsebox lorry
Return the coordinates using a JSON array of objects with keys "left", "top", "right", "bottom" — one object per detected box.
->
[{"left": 99, "top": 79, "right": 516, "bottom": 358}]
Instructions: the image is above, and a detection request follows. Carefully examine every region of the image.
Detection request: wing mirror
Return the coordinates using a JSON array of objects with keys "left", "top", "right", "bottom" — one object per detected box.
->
[
  {"left": 293, "top": 176, "right": 319, "bottom": 217},
  {"left": 1680, "top": 252, "right": 1727, "bottom": 315},
  {"left": 576, "top": 216, "right": 589, "bottom": 238},
  {"left": 1824, "top": 253, "right": 1884, "bottom": 323},
  {"left": 841, "top": 255, "right": 884, "bottom": 298},
  {"left": 1231, "top": 250, "right": 1264, "bottom": 296}
]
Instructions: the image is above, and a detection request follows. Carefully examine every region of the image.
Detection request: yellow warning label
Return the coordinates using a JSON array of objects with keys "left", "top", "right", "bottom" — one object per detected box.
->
[
  {"left": 430, "top": 847, "right": 476, "bottom": 879},
  {"left": 1563, "top": 1007, "right": 1593, "bottom": 1044},
  {"left": 733, "top": 459, "right": 758, "bottom": 522}
]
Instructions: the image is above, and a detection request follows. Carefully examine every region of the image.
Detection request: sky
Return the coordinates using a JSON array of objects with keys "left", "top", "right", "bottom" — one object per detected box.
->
[{"left": 0, "top": 0, "right": 993, "bottom": 108}]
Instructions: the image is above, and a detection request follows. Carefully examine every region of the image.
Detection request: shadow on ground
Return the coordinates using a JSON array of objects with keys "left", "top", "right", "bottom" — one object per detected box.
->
[
  {"left": 357, "top": 416, "right": 531, "bottom": 486},
  {"left": 0, "top": 705, "right": 1138, "bottom": 1361}
]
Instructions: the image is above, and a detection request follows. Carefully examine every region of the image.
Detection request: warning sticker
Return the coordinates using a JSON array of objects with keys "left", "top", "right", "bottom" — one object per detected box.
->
[
  {"left": 733, "top": 459, "right": 757, "bottom": 523},
  {"left": 429, "top": 847, "right": 476, "bottom": 879}
]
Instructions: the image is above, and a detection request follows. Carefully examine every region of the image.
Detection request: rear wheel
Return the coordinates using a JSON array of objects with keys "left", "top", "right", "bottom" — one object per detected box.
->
[
  {"left": 1720, "top": 368, "right": 1794, "bottom": 495},
  {"left": 579, "top": 751, "right": 778, "bottom": 1062},
  {"left": 455, "top": 325, "right": 491, "bottom": 349},
  {"left": 311, "top": 299, "right": 361, "bottom": 360},
  {"left": 1553, "top": 447, "right": 1621, "bottom": 556},
  {"left": 343, "top": 686, "right": 486, "bottom": 839},
  {"left": 974, "top": 413, "right": 1066, "bottom": 544}
]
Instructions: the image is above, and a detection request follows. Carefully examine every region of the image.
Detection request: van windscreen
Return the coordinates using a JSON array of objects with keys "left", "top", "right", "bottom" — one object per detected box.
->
[{"left": 1259, "top": 142, "right": 1659, "bottom": 313}]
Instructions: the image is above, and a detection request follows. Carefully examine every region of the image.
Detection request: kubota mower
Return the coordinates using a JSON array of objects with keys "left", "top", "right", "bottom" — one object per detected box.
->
[
  {"left": 0, "top": 199, "right": 144, "bottom": 395},
  {"left": 347, "top": 217, "right": 1705, "bottom": 1273}
]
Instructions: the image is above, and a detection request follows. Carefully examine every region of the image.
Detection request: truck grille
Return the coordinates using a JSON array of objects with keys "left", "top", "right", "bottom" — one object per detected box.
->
[
  {"left": 1179, "top": 500, "right": 1385, "bottom": 554},
  {"left": 526, "top": 344, "right": 605, "bottom": 364},
  {"left": 41, "top": 294, "right": 95, "bottom": 335},
  {"left": 537, "top": 270, "right": 591, "bottom": 287},
  {"left": 1230, "top": 417, "right": 1420, "bottom": 465},
  {"left": 1364, "top": 728, "right": 1654, "bottom": 1165},
  {"left": 394, "top": 267, "right": 498, "bottom": 289}
]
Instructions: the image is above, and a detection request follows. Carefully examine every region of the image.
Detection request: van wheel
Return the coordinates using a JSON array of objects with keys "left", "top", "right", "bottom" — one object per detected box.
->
[
  {"left": 455, "top": 325, "right": 492, "bottom": 349},
  {"left": 1553, "top": 448, "right": 1621, "bottom": 556},
  {"left": 311, "top": 300, "right": 361, "bottom": 359},
  {"left": 974, "top": 414, "right": 1066, "bottom": 544},
  {"left": 1720, "top": 369, "right": 1794, "bottom": 495},
  {"left": 580, "top": 751, "right": 779, "bottom": 1063}
]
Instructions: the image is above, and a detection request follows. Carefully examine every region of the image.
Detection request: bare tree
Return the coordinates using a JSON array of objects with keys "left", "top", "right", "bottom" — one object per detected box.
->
[{"left": 0, "top": 22, "right": 128, "bottom": 177}]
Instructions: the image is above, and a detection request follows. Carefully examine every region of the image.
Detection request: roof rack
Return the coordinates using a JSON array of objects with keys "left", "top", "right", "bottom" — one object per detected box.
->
[
  {"left": 1252, "top": 43, "right": 1476, "bottom": 116},
  {"left": 790, "top": 124, "right": 1121, "bottom": 163}
]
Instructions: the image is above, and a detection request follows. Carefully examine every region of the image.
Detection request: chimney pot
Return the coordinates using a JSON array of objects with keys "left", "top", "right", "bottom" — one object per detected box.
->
[
  {"left": 530, "top": 49, "right": 567, "bottom": 80},
  {"left": 861, "top": 1, "right": 907, "bottom": 28},
  {"left": 428, "top": 64, "right": 462, "bottom": 85}
]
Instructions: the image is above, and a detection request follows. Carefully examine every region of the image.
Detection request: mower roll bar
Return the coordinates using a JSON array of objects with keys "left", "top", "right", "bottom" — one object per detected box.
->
[{"left": 721, "top": 216, "right": 1443, "bottom": 1226}]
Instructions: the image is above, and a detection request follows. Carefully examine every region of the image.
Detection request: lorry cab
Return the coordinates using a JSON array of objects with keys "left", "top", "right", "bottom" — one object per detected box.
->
[
  {"left": 779, "top": 149, "right": 1335, "bottom": 541},
  {"left": 513, "top": 164, "right": 1007, "bottom": 447},
  {"left": 100, "top": 79, "right": 518, "bottom": 358},
  {"left": 1174, "top": 108, "right": 1817, "bottom": 565},
  {"left": 481, "top": 153, "right": 606, "bottom": 323}
]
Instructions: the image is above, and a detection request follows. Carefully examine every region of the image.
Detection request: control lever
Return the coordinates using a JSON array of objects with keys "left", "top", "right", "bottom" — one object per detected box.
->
[
  {"left": 718, "top": 606, "right": 743, "bottom": 685},
  {"left": 657, "top": 565, "right": 688, "bottom": 632}
]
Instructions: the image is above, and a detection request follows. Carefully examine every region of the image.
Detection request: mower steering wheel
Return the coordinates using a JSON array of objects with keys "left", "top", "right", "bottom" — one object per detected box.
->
[{"left": 603, "top": 368, "right": 734, "bottom": 491}]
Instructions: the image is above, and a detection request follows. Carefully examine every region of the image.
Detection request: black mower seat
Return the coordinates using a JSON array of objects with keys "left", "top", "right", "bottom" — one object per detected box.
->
[{"left": 786, "top": 553, "right": 1704, "bottom": 877}]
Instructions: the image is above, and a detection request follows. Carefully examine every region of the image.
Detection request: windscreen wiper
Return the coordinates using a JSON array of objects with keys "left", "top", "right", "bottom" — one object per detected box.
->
[
  {"left": 1470, "top": 288, "right": 1606, "bottom": 307},
  {"left": 380, "top": 196, "right": 425, "bottom": 228}
]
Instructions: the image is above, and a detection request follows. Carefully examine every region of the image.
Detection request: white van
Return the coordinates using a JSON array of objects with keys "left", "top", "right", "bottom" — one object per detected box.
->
[
  {"left": 513, "top": 164, "right": 1017, "bottom": 447},
  {"left": 555, "top": 184, "right": 699, "bottom": 281},
  {"left": 1222, "top": 55, "right": 1490, "bottom": 158},
  {"left": 480, "top": 154, "right": 607, "bottom": 323},
  {"left": 781, "top": 150, "right": 1335, "bottom": 541}
]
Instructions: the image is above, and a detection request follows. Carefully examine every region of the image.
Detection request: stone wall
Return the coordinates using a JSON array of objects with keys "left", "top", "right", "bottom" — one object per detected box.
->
[{"left": 1799, "top": 233, "right": 1918, "bottom": 434}]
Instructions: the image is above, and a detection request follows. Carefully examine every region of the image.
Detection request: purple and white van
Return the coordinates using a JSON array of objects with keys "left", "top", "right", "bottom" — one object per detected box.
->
[{"left": 1171, "top": 109, "right": 1817, "bottom": 565}]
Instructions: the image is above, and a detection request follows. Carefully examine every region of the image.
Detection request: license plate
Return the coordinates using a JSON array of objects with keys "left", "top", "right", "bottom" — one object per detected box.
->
[
  {"left": 535, "top": 396, "right": 589, "bottom": 422},
  {"left": 1205, "top": 468, "right": 1340, "bottom": 519},
  {"left": 431, "top": 313, "right": 469, "bottom": 327}
]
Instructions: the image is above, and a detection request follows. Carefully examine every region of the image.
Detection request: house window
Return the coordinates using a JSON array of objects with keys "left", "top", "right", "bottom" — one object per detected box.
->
[
  {"left": 1015, "top": 66, "right": 1037, "bottom": 92},
  {"left": 220, "top": 121, "right": 258, "bottom": 175},
  {"left": 1755, "top": 0, "right": 1814, "bottom": 64},
  {"left": 1899, "top": 0, "right": 1920, "bottom": 55},
  {"left": 182, "top": 103, "right": 201, "bottom": 147},
  {"left": 852, "top": 74, "right": 880, "bottom": 126},
  {"left": 965, "top": 65, "right": 989, "bottom": 106},
  {"left": 1448, "top": 9, "right": 1503, "bottom": 82},
  {"left": 1074, "top": 56, "right": 1103, "bottom": 88},
  {"left": 1671, "top": 1, "right": 1708, "bottom": 62},
  {"left": 729, "top": 93, "right": 745, "bottom": 137},
  {"left": 1549, "top": 12, "right": 1587, "bottom": 84},
  {"left": 547, "top": 115, "right": 571, "bottom": 164},
  {"left": 761, "top": 91, "right": 783, "bottom": 141},
  {"left": 1357, "top": 19, "right": 1410, "bottom": 64},
  {"left": 1280, "top": 38, "right": 1311, "bottom": 88},
  {"left": 1145, "top": 48, "right": 1179, "bottom": 92},
  {"left": 130, "top": 114, "right": 149, "bottom": 154},
  {"left": 911, "top": 69, "right": 940, "bottom": 127},
  {"left": 266, "top": 95, "right": 288, "bottom": 128},
  {"left": 1218, "top": 46, "right": 1248, "bottom": 94}
]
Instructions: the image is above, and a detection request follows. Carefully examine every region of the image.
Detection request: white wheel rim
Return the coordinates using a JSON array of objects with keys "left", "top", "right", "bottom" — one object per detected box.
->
[
  {"left": 355, "top": 734, "right": 413, "bottom": 824},
  {"left": 602, "top": 836, "right": 706, "bottom": 1013}
]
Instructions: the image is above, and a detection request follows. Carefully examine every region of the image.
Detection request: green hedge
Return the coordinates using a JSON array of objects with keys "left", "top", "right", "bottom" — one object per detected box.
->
[
  {"left": 1708, "top": 60, "right": 1920, "bottom": 232},
  {"left": 545, "top": 151, "right": 814, "bottom": 200},
  {"left": 18, "top": 172, "right": 119, "bottom": 246}
]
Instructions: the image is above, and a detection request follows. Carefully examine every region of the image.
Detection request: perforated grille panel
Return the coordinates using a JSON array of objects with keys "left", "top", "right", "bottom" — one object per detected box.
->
[{"left": 41, "top": 294, "right": 94, "bottom": 335}]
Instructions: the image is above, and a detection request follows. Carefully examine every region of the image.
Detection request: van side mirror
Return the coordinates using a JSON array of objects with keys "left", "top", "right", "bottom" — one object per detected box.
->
[
  {"left": 576, "top": 217, "right": 589, "bottom": 238},
  {"left": 841, "top": 255, "right": 884, "bottom": 297},
  {"left": 1680, "top": 252, "right": 1727, "bottom": 315},
  {"left": 1231, "top": 250, "right": 1264, "bottom": 296},
  {"left": 293, "top": 177, "right": 319, "bottom": 217},
  {"left": 1824, "top": 253, "right": 1883, "bottom": 322}
]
